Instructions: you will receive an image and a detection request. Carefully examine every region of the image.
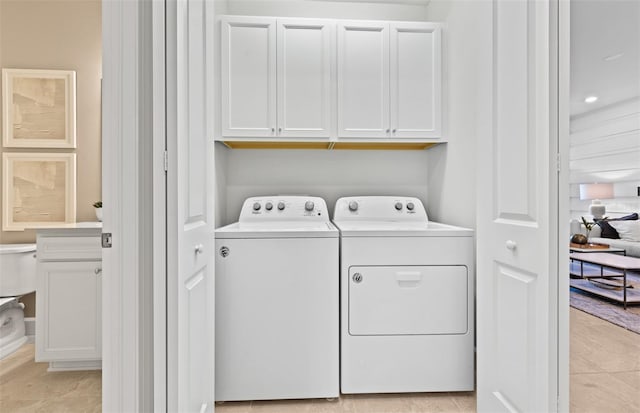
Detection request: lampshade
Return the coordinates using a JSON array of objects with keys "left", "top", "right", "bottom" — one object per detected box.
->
[{"left": 579, "top": 183, "right": 614, "bottom": 201}]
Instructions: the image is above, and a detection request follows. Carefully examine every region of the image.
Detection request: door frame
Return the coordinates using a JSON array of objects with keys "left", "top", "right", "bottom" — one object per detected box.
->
[
  {"left": 102, "top": 0, "right": 571, "bottom": 410},
  {"left": 101, "top": 0, "right": 157, "bottom": 410},
  {"left": 557, "top": 0, "right": 570, "bottom": 410}
]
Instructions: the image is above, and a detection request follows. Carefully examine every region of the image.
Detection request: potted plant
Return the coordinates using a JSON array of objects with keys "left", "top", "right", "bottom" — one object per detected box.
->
[
  {"left": 580, "top": 216, "right": 595, "bottom": 242},
  {"left": 93, "top": 201, "right": 102, "bottom": 222}
]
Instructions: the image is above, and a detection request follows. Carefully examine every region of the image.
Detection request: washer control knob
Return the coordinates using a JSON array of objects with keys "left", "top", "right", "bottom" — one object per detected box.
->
[
  {"left": 348, "top": 201, "right": 359, "bottom": 212},
  {"left": 305, "top": 201, "right": 315, "bottom": 211},
  {"left": 395, "top": 202, "right": 403, "bottom": 211},
  {"left": 265, "top": 202, "right": 273, "bottom": 211},
  {"left": 252, "top": 202, "right": 261, "bottom": 211},
  {"left": 406, "top": 202, "right": 415, "bottom": 211},
  {"left": 277, "top": 202, "right": 285, "bottom": 211}
]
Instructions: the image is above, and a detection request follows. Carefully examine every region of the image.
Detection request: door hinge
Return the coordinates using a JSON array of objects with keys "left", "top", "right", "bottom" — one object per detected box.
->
[
  {"left": 556, "top": 153, "right": 561, "bottom": 173},
  {"left": 102, "top": 233, "right": 113, "bottom": 248},
  {"left": 164, "top": 150, "right": 168, "bottom": 172}
]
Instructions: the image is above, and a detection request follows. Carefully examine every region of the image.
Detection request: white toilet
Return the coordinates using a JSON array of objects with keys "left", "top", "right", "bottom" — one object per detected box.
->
[{"left": 0, "top": 244, "right": 37, "bottom": 359}]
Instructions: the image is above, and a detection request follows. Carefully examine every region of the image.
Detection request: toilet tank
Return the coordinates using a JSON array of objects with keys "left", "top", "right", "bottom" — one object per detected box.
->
[{"left": 0, "top": 244, "right": 37, "bottom": 297}]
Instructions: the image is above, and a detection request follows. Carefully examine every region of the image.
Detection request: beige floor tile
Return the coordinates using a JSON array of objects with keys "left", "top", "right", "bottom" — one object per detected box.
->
[
  {"left": 0, "top": 308, "right": 637, "bottom": 412},
  {"left": 449, "top": 391, "right": 476, "bottom": 412},
  {"left": 570, "top": 372, "right": 640, "bottom": 413},
  {"left": 215, "top": 400, "right": 253, "bottom": 413}
]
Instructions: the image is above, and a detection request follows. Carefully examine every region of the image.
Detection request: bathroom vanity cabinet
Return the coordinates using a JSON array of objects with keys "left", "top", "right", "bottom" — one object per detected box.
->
[{"left": 35, "top": 225, "right": 102, "bottom": 371}]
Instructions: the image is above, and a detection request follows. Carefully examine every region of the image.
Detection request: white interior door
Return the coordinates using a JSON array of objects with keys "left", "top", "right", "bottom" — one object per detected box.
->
[
  {"left": 477, "top": 1, "right": 560, "bottom": 412},
  {"left": 167, "top": 0, "right": 215, "bottom": 411}
]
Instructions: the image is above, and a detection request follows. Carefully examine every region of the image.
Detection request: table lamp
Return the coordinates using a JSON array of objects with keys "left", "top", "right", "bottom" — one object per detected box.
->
[{"left": 579, "top": 183, "right": 614, "bottom": 219}]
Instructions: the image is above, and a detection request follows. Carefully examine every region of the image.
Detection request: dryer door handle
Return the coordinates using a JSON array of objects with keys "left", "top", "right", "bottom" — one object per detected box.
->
[{"left": 395, "top": 271, "right": 422, "bottom": 287}]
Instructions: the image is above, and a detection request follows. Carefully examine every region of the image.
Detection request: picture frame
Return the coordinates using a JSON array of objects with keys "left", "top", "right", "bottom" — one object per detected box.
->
[
  {"left": 2, "top": 68, "right": 76, "bottom": 148},
  {"left": 2, "top": 152, "right": 76, "bottom": 231}
]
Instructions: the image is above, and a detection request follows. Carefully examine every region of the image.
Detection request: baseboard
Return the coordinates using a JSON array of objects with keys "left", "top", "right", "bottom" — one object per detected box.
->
[
  {"left": 25, "top": 317, "right": 35, "bottom": 343},
  {"left": 47, "top": 359, "right": 102, "bottom": 372}
]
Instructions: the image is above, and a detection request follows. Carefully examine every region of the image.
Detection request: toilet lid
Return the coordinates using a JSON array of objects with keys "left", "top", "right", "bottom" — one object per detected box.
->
[{"left": 0, "top": 297, "right": 18, "bottom": 309}]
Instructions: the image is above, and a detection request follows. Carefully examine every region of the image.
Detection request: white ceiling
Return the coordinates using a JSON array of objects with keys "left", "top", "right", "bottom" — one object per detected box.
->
[{"left": 571, "top": 0, "right": 640, "bottom": 117}]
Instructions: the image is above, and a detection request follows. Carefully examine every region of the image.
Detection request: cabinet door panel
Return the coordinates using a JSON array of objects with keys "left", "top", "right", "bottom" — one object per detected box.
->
[
  {"left": 390, "top": 23, "right": 441, "bottom": 139},
  {"left": 221, "top": 16, "right": 276, "bottom": 137},
  {"left": 36, "top": 261, "right": 101, "bottom": 361},
  {"left": 337, "top": 21, "right": 389, "bottom": 138},
  {"left": 277, "top": 19, "right": 334, "bottom": 138}
]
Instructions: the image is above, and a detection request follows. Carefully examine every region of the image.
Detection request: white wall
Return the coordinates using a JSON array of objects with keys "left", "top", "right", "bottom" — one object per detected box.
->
[
  {"left": 569, "top": 97, "right": 640, "bottom": 219},
  {"left": 423, "top": 0, "right": 481, "bottom": 229},
  {"left": 219, "top": 148, "right": 430, "bottom": 225}
]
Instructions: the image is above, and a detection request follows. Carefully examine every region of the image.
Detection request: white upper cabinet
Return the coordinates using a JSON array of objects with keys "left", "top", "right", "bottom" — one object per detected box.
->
[
  {"left": 277, "top": 19, "right": 334, "bottom": 138},
  {"left": 390, "top": 22, "right": 441, "bottom": 139},
  {"left": 221, "top": 16, "right": 277, "bottom": 138},
  {"left": 221, "top": 16, "right": 333, "bottom": 139},
  {"left": 338, "top": 21, "right": 442, "bottom": 140},
  {"left": 337, "top": 21, "right": 390, "bottom": 139},
  {"left": 220, "top": 16, "right": 443, "bottom": 143}
]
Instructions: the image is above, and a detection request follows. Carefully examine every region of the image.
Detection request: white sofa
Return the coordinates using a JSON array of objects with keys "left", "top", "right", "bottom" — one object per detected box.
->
[{"left": 589, "top": 225, "right": 640, "bottom": 258}]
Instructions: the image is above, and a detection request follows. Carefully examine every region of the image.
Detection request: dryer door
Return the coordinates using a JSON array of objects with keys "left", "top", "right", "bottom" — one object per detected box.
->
[{"left": 349, "top": 266, "right": 468, "bottom": 336}]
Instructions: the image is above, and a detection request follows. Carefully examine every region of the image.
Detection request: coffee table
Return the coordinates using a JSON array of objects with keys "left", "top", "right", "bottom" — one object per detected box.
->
[
  {"left": 570, "top": 243, "right": 625, "bottom": 255},
  {"left": 569, "top": 252, "right": 640, "bottom": 309}
]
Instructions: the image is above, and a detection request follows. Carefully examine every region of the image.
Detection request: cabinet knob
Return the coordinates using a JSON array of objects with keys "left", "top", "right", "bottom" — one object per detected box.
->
[
  {"left": 95, "top": 268, "right": 102, "bottom": 275},
  {"left": 278, "top": 127, "right": 282, "bottom": 133},
  {"left": 506, "top": 240, "right": 517, "bottom": 251},
  {"left": 271, "top": 127, "right": 275, "bottom": 133},
  {"left": 195, "top": 244, "right": 204, "bottom": 254},
  {"left": 386, "top": 129, "right": 390, "bottom": 133},
  {"left": 392, "top": 129, "right": 397, "bottom": 133}
]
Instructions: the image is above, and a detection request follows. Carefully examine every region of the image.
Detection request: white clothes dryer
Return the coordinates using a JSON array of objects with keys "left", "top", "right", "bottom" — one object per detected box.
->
[
  {"left": 332, "top": 196, "right": 475, "bottom": 394},
  {"left": 215, "top": 196, "right": 339, "bottom": 401}
]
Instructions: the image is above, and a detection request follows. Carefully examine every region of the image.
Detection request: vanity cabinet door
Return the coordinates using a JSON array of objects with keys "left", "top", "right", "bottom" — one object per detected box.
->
[{"left": 36, "top": 260, "right": 102, "bottom": 362}]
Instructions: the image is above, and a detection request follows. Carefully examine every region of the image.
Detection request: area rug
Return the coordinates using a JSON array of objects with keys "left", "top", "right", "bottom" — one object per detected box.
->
[{"left": 569, "top": 267, "right": 640, "bottom": 334}]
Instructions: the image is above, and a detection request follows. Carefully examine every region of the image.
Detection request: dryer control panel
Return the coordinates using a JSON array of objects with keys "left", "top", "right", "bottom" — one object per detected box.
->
[
  {"left": 239, "top": 196, "right": 329, "bottom": 222},
  {"left": 334, "top": 196, "right": 428, "bottom": 221}
]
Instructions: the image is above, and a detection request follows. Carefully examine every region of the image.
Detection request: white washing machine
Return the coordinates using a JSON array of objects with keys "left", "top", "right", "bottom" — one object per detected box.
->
[
  {"left": 332, "top": 196, "right": 475, "bottom": 394},
  {"left": 215, "top": 196, "right": 339, "bottom": 401}
]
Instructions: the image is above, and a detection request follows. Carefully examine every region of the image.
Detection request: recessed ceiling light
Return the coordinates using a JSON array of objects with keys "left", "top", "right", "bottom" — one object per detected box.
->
[
  {"left": 585, "top": 96, "right": 598, "bottom": 103},
  {"left": 603, "top": 53, "right": 624, "bottom": 62}
]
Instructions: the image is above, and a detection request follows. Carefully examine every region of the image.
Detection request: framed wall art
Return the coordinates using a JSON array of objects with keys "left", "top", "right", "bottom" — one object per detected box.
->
[
  {"left": 2, "top": 68, "right": 76, "bottom": 148},
  {"left": 2, "top": 152, "right": 76, "bottom": 231}
]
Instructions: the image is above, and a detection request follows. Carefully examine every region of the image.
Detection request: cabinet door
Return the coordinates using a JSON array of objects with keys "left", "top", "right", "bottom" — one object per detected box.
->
[
  {"left": 277, "top": 19, "right": 334, "bottom": 138},
  {"left": 337, "top": 21, "right": 390, "bottom": 138},
  {"left": 36, "top": 261, "right": 102, "bottom": 361},
  {"left": 390, "top": 22, "right": 442, "bottom": 139},
  {"left": 221, "top": 16, "right": 276, "bottom": 138}
]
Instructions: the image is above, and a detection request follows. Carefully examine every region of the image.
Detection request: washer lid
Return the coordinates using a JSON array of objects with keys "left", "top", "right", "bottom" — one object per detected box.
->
[
  {"left": 332, "top": 220, "right": 473, "bottom": 237},
  {"left": 215, "top": 221, "right": 338, "bottom": 239}
]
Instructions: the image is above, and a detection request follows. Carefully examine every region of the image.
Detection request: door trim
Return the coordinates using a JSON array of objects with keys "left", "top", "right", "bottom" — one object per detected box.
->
[{"left": 102, "top": 0, "right": 156, "bottom": 410}]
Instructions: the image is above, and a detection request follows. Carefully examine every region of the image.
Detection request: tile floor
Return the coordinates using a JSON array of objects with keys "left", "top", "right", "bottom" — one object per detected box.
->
[{"left": 1, "top": 307, "right": 638, "bottom": 412}]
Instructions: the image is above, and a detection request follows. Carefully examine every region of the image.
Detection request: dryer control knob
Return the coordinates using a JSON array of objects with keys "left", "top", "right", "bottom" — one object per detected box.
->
[
  {"left": 253, "top": 202, "right": 261, "bottom": 211},
  {"left": 406, "top": 202, "right": 415, "bottom": 211},
  {"left": 265, "top": 202, "right": 273, "bottom": 211},
  {"left": 348, "top": 201, "right": 359, "bottom": 211},
  {"left": 277, "top": 202, "right": 285, "bottom": 211},
  {"left": 305, "top": 201, "right": 315, "bottom": 211},
  {"left": 395, "top": 202, "right": 403, "bottom": 211}
]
